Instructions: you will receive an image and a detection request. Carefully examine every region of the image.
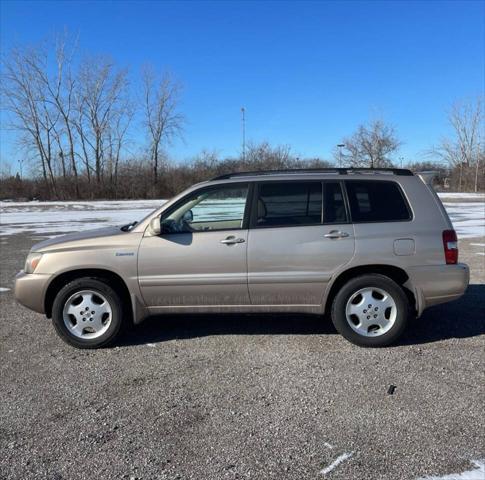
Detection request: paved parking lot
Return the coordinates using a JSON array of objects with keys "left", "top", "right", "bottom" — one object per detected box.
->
[{"left": 0, "top": 211, "right": 484, "bottom": 479}]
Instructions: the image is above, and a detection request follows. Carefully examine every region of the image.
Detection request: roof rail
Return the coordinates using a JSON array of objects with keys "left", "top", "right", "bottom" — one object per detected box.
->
[{"left": 211, "top": 168, "right": 414, "bottom": 181}]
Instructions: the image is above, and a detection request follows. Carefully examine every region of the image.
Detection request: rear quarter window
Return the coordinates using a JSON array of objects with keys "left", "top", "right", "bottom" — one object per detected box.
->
[{"left": 345, "top": 180, "right": 411, "bottom": 223}]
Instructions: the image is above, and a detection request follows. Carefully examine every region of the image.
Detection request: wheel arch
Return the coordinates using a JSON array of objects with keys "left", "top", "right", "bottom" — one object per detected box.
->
[
  {"left": 44, "top": 268, "right": 133, "bottom": 321},
  {"left": 324, "top": 264, "right": 416, "bottom": 316}
]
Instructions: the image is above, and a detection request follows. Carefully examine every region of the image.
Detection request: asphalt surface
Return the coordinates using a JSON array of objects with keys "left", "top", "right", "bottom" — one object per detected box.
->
[{"left": 0, "top": 233, "right": 484, "bottom": 480}]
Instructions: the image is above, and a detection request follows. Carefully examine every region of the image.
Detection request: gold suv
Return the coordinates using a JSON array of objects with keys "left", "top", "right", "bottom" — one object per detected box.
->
[{"left": 15, "top": 168, "right": 469, "bottom": 349}]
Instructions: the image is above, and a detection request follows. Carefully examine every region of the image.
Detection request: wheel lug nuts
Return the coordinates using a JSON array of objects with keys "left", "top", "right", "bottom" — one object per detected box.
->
[
  {"left": 374, "top": 315, "right": 377, "bottom": 318},
  {"left": 82, "top": 318, "right": 86, "bottom": 321},
  {"left": 367, "top": 316, "right": 370, "bottom": 319},
  {"left": 91, "top": 311, "right": 95, "bottom": 314},
  {"left": 363, "top": 309, "right": 367, "bottom": 313},
  {"left": 375, "top": 307, "right": 378, "bottom": 311},
  {"left": 368, "top": 304, "right": 372, "bottom": 308}
]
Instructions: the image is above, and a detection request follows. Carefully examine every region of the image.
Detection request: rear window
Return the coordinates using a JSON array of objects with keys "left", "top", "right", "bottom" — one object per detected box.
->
[
  {"left": 255, "top": 182, "right": 322, "bottom": 227},
  {"left": 345, "top": 181, "right": 411, "bottom": 222}
]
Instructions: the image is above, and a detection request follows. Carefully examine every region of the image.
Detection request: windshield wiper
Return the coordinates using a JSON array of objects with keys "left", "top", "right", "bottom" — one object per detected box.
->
[{"left": 121, "top": 221, "right": 138, "bottom": 232}]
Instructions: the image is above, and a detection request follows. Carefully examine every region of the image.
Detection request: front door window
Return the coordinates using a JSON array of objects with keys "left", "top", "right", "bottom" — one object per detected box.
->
[{"left": 161, "top": 184, "right": 249, "bottom": 233}]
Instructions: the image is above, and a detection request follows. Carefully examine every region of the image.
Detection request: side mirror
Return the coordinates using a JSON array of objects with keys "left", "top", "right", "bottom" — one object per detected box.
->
[{"left": 148, "top": 217, "right": 161, "bottom": 236}]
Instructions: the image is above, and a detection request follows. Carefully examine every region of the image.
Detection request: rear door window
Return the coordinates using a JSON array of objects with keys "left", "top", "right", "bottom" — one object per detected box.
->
[
  {"left": 345, "top": 181, "right": 411, "bottom": 222},
  {"left": 254, "top": 182, "right": 322, "bottom": 227}
]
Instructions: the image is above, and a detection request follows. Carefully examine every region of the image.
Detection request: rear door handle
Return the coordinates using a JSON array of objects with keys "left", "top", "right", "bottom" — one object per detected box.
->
[
  {"left": 324, "top": 230, "right": 350, "bottom": 239},
  {"left": 220, "top": 236, "right": 246, "bottom": 245}
]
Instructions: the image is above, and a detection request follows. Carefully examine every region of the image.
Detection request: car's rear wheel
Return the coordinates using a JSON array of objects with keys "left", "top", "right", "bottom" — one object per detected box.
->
[
  {"left": 52, "top": 277, "right": 124, "bottom": 349},
  {"left": 331, "top": 274, "right": 410, "bottom": 347}
]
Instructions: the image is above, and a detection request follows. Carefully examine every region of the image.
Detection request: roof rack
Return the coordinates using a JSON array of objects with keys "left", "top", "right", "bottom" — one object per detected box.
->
[{"left": 211, "top": 168, "right": 414, "bottom": 181}]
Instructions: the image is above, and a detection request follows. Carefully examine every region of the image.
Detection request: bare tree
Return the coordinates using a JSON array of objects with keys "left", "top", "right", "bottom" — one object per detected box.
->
[
  {"left": 432, "top": 98, "right": 483, "bottom": 192},
  {"left": 338, "top": 120, "right": 401, "bottom": 168},
  {"left": 1, "top": 46, "right": 59, "bottom": 196},
  {"left": 142, "top": 66, "right": 183, "bottom": 187},
  {"left": 76, "top": 56, "right": 129, "bottom": 184},
  {"left": 106, "top": 98, "right": 135, "bottom": 190},
  {"left": 243, "top": 142, "right": 293, "bottom": 170},
  {"left": 25, "top": 34, "right": 81, "bottom": 195},
  {"left": 72, "top": 93, "right": 93, "bottom": 183}
]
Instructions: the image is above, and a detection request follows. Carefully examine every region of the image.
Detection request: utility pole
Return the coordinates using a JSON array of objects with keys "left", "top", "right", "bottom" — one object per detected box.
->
[
  {"left": 399, "top": 157, "right": 404, "bottom": 168},
  {"left": 337, "top": 144, "right": 345, "bottom": 168},
  {"left": 18, "top": 158, "right": 24, "bottom": 180},
  {"left": 241, "top": 107, "right": 246, "bottom": 162}
]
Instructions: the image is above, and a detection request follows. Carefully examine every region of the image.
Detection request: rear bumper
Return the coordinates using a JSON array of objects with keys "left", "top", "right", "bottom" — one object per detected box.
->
[
  {"left": 408, "top": 263, "right": 470, "bottom": 316},
  {"left": 14, "top": 271, "right": 52, "bottom": 314}
]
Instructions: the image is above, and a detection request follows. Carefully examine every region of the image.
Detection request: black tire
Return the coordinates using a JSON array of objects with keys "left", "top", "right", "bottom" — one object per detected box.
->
[
  {"left": 331, "top": 274, "right": 410, "bottom": 347},
  {"left": 52, "top": 277, "right": 124, "bottom": 349}
]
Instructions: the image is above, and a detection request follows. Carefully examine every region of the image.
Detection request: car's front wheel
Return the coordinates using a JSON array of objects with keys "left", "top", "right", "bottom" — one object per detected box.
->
[
  {"left": 52, "top": 277, "right": 124, "bottom": 349},
  {"left": 331, "top": 274, "right": 410, "bottom": 347}
]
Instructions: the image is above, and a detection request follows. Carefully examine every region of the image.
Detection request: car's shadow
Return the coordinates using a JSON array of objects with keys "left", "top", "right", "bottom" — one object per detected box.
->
[
  {"left": 400, "top": 283, "right": 485, "bottom": 345},
  {"left": 119, "top": 284, "right": 485, "bottom": 347}
]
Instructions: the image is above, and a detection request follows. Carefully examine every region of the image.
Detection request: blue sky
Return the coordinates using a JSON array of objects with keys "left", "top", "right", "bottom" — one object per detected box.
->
[{"left": 1, "top": 0, "right": 483, "bottom": 171}]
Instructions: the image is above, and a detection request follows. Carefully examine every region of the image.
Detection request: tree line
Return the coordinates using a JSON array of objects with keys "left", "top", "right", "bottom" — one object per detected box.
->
[
  {"left": 0, "top": 34, "right": 483, "bottom": 200},
  {"left": 1, "top": 33, "right": 184, "bottom": 199}
]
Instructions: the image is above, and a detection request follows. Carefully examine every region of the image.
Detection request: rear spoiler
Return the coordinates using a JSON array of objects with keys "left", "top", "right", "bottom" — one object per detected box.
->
[{"left": 416, "top": 171, "right": 438, "bottom": 185}]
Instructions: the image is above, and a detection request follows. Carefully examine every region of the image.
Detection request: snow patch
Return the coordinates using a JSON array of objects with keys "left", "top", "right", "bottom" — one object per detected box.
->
[
  {"left": 320, "top": 452, "right": 353, "bottom": 475},
  {"left": 416, "top": 460, "right": 485, "bottom": 480},
  {"left": 438, "top": 193, "right": 485, "bottom": 200},
  {"left": 442, "top": 202, "right": 485, "bottom": 239},
  {"left": 0, "top": 199, "right": 165, "bottom": 210},
  {"left": 0, "top": 200, "right": 165, "bottom": 236}
]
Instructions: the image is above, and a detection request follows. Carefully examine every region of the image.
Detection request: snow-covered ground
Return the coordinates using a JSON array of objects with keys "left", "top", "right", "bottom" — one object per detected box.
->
[
  {"left": 0, "top": 193, "right": 484, "bottom": 239},
  {"left": 416, "top": 459, "right": 484, "bottom": 480},
  {"left": 440, "top": 201, "right": 485, "bottom": 239},
  {"left": 437, "top": 193, "right": 485, "bottom": 200},
  {"left": 437, "top": 193, "right": 485, "bottom": 239},
  {"left": 0, "top": 199, "right": 164, "bottom": 237}
]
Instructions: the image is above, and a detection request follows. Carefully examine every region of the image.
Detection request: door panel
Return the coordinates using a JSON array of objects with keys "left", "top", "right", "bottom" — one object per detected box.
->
[
  {"left": 137, "top": 182, "right": 251, "bottom": 307},
  {"left": 248, "top": 225, "right": 355, "bottom": 305},
  {"left": 247, "top": 180, "right": 354, "bottom": 306},
  {"left": 138, "top": 230, "right": 250, "bottom": 306}
]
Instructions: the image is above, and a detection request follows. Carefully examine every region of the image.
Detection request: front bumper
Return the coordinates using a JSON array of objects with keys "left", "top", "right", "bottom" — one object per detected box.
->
[
  {"left": 14, "top": 271, "right": 52, "bottom": 314},
  {"left": 408, "top": 263, "right": 470, "bottom": 316}
]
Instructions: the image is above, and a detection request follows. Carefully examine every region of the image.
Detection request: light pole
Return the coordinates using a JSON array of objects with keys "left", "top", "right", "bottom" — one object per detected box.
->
[
  {"left": 18, "top": 158, "right": 24, "bottom": 180},
  {"left": 399, "top": 157, "right": 404, "bottom": 168},
  {"left": 337, "top": 144, "right": 345, "bottom": 168},
  {"left": 241, "top": 107, "right": 246, "bottom": 162}
]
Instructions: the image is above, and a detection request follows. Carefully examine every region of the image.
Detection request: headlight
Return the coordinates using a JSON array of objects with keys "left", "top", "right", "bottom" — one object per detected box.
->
[{"left": 24, "top": 253, "right": 43, "bottom": 274}]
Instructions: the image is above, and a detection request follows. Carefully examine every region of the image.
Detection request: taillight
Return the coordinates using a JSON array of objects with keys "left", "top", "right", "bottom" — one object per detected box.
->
[{"left": 442, "top": 230, "right": 458, "bottom": 264}]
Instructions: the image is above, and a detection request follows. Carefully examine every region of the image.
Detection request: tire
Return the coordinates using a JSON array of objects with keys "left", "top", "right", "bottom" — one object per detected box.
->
[
  {"left": 51, "top": 277, "right": 124, "bottom": 349},
  {"left": 331, "top": 274, "right": 410, "bottom": 347}
]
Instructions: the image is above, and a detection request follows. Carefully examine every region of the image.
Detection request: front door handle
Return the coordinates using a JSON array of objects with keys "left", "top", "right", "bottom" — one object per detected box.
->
[
  {"left": 324, "top": 230, "right": 350, "bottom": 239},
  {"left": 220, "top": 236, "right": 246, "bottom": 245}
]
